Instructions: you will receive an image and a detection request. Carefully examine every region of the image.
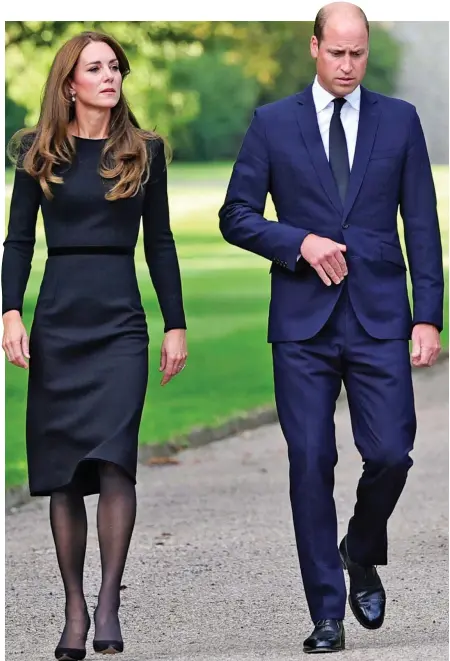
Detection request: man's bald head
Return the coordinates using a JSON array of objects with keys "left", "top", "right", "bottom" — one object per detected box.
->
[
  {"left": 314, "top": 2, "right": 369, "bottom": 45},
  {"left": 310, "top": 2, "right": 370, "bottom": 97}
]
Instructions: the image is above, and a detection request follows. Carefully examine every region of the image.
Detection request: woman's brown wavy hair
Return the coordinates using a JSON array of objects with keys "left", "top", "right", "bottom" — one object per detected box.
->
[{"left": 8, "top": 31, "right": 165, "bottom": 201}]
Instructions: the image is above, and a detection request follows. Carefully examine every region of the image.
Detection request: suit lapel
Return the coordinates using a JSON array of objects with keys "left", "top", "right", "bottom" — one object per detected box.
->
[
  {"left": 295, "top": 85, "right": 343, "bottom": 214},
  {"left": 343, "top": 87, "right": 380, "bottom": 221}
]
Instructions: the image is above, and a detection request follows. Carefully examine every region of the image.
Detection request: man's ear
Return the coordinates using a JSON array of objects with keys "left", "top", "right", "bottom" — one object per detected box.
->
[{"left": 310, "top": 35, "right": 319, "bottom": 60}]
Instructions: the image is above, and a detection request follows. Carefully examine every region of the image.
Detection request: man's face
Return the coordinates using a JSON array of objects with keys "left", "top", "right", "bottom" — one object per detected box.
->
[{"left": 310, "top": 17, "right": 369, "bottom": 96}]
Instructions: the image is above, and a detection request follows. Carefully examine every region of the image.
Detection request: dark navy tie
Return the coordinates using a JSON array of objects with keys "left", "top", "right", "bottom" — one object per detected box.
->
[{"left": 329, "top": 97, "right": 350, "bottom": 204}]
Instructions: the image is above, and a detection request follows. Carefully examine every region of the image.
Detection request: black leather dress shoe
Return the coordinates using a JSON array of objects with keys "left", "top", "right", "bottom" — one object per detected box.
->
[
  {"left": 303, "top": 619, "right": 345, "bottom": 654},
  {"left": 339, "top": 535, "right": 386, "bottom": 629}
]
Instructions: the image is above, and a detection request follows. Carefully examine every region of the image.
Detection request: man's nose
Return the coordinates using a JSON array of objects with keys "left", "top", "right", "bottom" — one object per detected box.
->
[{"left": 340, "top": 56, "right": 353, "bottom": 74}]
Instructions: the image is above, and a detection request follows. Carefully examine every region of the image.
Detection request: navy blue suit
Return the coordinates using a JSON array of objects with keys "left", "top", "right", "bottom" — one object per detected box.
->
[{"left": 219, "top": 84, "right": 444, "bottom": 622}]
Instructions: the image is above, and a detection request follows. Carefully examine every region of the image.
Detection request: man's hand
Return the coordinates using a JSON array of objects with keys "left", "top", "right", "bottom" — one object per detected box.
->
[
  {"left": 411, "top": 324, "right": 441, "bottom": 367},
  {"left": 300, "top": 234, "right": 348, "bottom": 285}
]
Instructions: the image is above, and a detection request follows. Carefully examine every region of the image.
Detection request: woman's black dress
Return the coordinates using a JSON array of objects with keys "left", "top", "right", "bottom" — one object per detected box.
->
[{"left": 2, "top": 137, "right": 186, "bottom": 497}]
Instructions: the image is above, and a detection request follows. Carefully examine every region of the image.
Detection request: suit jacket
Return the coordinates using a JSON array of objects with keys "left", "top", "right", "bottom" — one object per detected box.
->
[{"left": 219, "top": 83, "right": 444, "bottom": 343}]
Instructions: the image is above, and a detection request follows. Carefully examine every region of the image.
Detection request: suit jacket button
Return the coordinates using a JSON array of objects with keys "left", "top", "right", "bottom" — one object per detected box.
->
[{"left": 342, "top": 223, "right": 349, "bottom": 229}]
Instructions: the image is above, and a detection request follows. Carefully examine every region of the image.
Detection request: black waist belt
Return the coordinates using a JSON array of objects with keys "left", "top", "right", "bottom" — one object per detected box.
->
[{"left": 48, "top": 246, "right": 135, "bottom": 256}]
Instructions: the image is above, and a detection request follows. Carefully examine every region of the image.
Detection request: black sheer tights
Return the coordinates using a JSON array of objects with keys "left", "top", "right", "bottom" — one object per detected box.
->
[
  {"left": 94, "top": 462, "right": 136, "bottom": 642},
  {"left": 50, "top": 482, "right": 89, "bottom": 651},
  {"left": 50, "top": 462, "right": 136, "bottom": 649}
]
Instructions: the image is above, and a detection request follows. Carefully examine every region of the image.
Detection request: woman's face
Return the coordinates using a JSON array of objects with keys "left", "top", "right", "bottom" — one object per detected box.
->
[{"left": 70, "top": 41, "right": 122, "bottom": 110}]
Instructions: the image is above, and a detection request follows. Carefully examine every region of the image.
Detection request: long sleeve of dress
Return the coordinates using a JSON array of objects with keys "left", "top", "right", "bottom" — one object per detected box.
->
[
  {"left": 142, "top": 139, "right": 187, "bottom": 332},
  {"left": 2, "top": 161, "right": 41, "bottom": 315}
]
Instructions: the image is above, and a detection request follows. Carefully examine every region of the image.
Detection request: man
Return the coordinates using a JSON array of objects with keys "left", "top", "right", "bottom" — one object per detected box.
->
[{"left": 219, "top": 3, "right": 444, "bottom": 654}]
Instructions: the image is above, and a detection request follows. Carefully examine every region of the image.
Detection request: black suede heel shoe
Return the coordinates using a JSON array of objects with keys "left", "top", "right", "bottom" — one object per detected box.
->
[
  {"left": 54, "top": 612, "right": 91, "bottom": 661},
  {"left": 93, "top": 608, "right": 123, "bottom": 655},
  {"left": 55, "top": 649, "right": 87, "bottom": 661},
  {"left": 93, "top": 640, "right": 124, "bottom": 654}
]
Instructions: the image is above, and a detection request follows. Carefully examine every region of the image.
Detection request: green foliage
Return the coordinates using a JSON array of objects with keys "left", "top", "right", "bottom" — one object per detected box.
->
[
  {"left": 5, "top": 21, "right": 401, "bottom": 162},
  {"left": 364, "top": 25, "right": 402, "bottom": 95},
  {"left": 5, "top": 86, "right": 27, "bottom": 166},
  {"left": 5, "top": 22, "right": 201, "bottom": 136},
  {"left": 258, "top": 23, "right": 317, "bottom": 104},
  {"left": 170, "top": 50, "right": 260, "bottom": 161}
]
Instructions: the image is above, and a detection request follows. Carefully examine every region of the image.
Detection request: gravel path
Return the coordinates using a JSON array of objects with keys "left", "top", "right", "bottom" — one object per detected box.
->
[{"left": 6, "top": 359, "right": 448, "bottom": 660}]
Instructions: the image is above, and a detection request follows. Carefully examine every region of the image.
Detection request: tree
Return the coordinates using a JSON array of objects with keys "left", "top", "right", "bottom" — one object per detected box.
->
[
  {"left": 5, "top": 85, "right": 27, "bottom": 166},
  {"left": 5, "top": 21, "right": 401, "bottom": 162},
  {"left": 170, "top": 50, "right": 259, "bottom": 161}
]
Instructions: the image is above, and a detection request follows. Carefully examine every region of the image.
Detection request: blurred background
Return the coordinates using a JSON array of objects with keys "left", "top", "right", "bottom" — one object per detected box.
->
[{"left": 4, "top": 21, "right": 449, "bottom": 491}]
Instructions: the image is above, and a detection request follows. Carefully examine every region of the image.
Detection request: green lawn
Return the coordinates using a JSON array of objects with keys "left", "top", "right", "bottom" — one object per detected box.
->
[
  {"left": 4, "top": 164, "right": 449, "bottom": 489},
  {"left": 5, "top": 168, "right": 14, "bottom": 186}
]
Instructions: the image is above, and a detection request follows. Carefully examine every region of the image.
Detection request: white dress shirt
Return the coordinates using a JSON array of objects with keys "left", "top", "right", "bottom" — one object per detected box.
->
[
  {"left": 295, "top": 78, "right": 361, "bottom": 261},
  {"left": 311, "top": 75, "right": 361, "bottom": 169}
]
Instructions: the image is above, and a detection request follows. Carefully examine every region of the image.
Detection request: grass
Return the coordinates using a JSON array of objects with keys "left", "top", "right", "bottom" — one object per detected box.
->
[
  {"left": 4, "top": 163, "right": 449, "bottom": 489},
  {"left": 5, "top": 168, "right": 14, "bottom": 186}
]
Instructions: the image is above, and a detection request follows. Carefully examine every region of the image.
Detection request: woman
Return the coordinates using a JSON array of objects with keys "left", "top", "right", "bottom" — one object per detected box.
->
[{"left": 2, "top": 31, "right": 187, "bottom": 659}]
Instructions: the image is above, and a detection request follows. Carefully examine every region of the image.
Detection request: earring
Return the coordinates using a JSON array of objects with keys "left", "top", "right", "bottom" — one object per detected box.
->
[{"left": 70, "top": 91, "right": 76, "bottom": 103}]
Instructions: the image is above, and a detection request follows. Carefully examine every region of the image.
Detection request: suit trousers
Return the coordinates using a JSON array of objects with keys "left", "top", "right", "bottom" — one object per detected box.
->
[{"left": 272, "top": 283, "right": 416, "bottom": 622}]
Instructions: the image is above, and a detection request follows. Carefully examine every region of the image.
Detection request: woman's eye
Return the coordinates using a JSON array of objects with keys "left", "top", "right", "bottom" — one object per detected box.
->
[{"left": 87, "top": 64, "right": 119, "bottom": 73}]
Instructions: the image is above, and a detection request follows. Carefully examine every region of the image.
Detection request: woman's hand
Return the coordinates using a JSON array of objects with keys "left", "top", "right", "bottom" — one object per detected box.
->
[
  {"left": 2, "top": 310, "right": 30, "bottom": 369},
  {"left": 159, "top": 329, "right": 187, "bottom": 386}
]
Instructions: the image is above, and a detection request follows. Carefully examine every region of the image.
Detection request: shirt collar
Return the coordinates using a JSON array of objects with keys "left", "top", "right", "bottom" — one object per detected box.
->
[{"left": 312, "top": 75, "right": 361, "bottom": 112}]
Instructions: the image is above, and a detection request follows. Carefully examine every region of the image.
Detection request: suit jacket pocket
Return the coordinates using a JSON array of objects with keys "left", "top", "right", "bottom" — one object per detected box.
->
[{"left": 380, "top": 242, "right": 407, "bottom": 270}]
